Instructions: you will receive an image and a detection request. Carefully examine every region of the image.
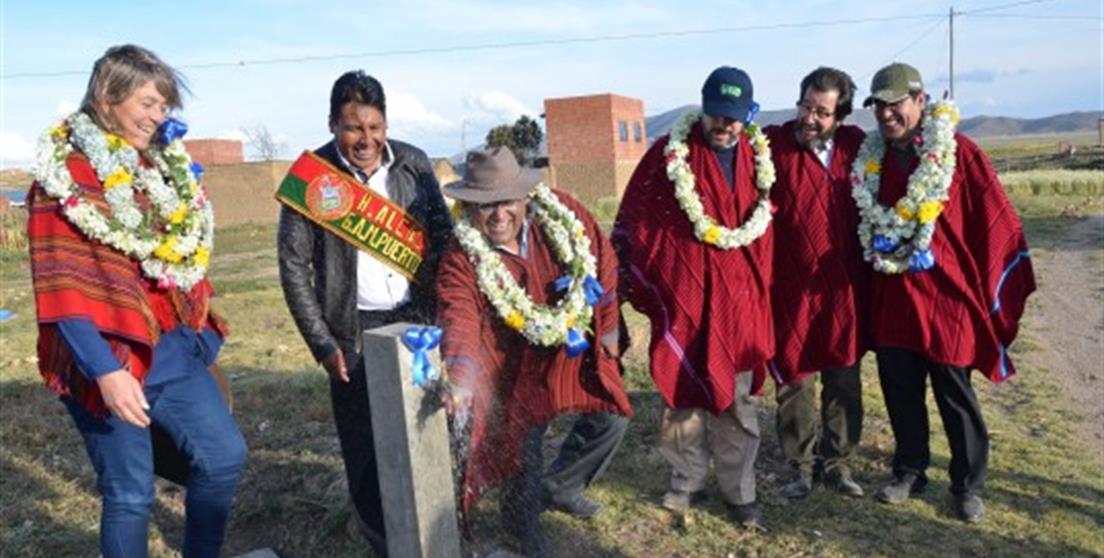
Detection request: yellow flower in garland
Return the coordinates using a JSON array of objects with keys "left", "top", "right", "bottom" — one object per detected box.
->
[
  {"left": 49, "top": 125, "right": 68, "bottom": 142},
  {"left": 169, "top": 202, "right": 189, "bottom": 225},
  {"left": 702, "top": 224, "right": 722, "bottom": 245},
  {"left": 192, "top": 246, "right": 210, "bottom": 267},
  {"left": 917, "top": 200, "right": 944, "bottom": 224},
  {"left": 895, "top": 201, "right": 916, "bottom": 221},
  {"left": 103, "top": 167, "right": 132, "bottom": 190},
  {"left": 565, "top": 314, "right": 576, "bottom": 328},
  {"left": 864, "top": 159, "right": 881, "bottom": 175},
  {"left": 154, "top": 237, "right": 183, "bottom": 264},
  {"left": 505, "top": 312, "right": 526, "bottom": 331},
  {"left": 105, "top": 133, "right": 129, "bottom": 152}
]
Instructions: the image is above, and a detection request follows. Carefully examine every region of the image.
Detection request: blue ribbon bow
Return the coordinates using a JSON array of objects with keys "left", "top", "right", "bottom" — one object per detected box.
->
[
  {"left": 909, "top": 249, "right": 936, "bottom": 272},
  {"left": 158, "top": 118, "right": 189, "bottom": 145},
  {"left": 873, "top": 235, "right": 897, "bottom": 254},
  {"left": 553, "top": 274, "right": 605, "bottom": 307},
  {"left": 402, "top": 326, "right": 443, "bottom": 387},
  {"left": 745, "top": 101, "right": 760, "bottom": 125},
  {"left": 190, "top": 162, "right": 205, "bottom": 182},
  {"left": 565, "top": 328, "right": 590, "bottom": 358}
]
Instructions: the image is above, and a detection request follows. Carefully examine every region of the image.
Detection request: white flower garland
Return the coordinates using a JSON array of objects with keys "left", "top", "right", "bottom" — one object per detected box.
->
[
  {"left": 454, "top": 183, "right": 598, "bottom": 348},
  {"left": 664, "top": 110, "right": 776, "bottom": 249},
  {"left": 851, "top": 100, "right": 959, "bottom": 273},
  {"left": 32, "top": 112, "right": 214, "bottom": 290}
]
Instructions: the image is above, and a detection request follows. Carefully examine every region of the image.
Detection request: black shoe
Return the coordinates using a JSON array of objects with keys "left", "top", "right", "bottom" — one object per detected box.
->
[
  {"left": 876, "top": 473, "right": 926, "bottom": 504},
  {"left": 954, "top": 493, "right": 986, "bottom": 523},
  {"left": 825, "top": 470, "right": 864, "bottom": 498},
  {"left": 780, "top": 474, "right": 813, "bottom": 499},
  {"left": 725, "top": 501, "right": 762, "bottom": 529},
  {"left": 545, "top": 493, "right": 604, "bottom": 518}
]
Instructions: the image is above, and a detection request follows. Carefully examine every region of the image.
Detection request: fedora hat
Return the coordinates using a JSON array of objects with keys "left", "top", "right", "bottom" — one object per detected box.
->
[{"left": 443, "top": 147, "right": 541, "bottom": 204}]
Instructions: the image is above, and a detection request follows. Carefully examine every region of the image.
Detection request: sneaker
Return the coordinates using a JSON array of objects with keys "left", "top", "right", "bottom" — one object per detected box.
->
[
  {"left": 780, "top": 473, "right": 813, "bottom": 499},
  {"left": 876, "top": 473, "right": 926, "bottom": 504},
  {"left": 545, "top": 493, "right": 604, "bottom": 519},
  {"left": 725, "top": 501, "right": 762, "bottom": 529},
  {"left": 661, "top": 489, "right": 707, "bottom": 512},
  {"left": 954, "top": 493, "right": 986, "bottom": 523},
  {"left": 825, "top": 470, "right": 864, "bottom": 498}
]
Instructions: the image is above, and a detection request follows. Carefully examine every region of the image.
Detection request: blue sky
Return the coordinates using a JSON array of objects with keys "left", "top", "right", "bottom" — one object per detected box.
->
[{"left": 1, "top": 0, "right": 1100, "bottom": 166}]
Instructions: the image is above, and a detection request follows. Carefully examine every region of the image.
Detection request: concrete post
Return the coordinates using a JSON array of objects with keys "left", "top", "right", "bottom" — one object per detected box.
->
[{"left": 362, "top": 322, "right": 461, "bottom": 558}]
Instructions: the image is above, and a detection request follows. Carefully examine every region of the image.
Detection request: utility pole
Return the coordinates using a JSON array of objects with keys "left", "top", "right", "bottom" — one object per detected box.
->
[{"left": 949, "top": 6, "right": 956, "bottom": 99}]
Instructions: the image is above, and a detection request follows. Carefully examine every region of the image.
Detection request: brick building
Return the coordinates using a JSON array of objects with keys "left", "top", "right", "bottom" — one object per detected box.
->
[
  {"left": 544, "top": 93, "right": 646, "bottom": 204},
  {"left": 184, "top": 139, "right": 244, "bottom": 167}
]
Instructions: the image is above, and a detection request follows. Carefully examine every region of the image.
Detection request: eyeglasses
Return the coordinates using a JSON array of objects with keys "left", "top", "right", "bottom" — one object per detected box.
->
[{"left": 796, "top": 103, "right": 835, "bottom": 120}]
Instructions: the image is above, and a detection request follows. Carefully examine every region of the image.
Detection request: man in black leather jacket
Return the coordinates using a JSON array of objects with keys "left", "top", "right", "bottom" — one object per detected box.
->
[{"left": 277, "top": 70, "right": 452, "bottom": 556}]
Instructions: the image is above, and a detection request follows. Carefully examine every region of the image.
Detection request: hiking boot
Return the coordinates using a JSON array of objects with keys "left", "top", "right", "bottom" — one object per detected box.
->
[
  {"left": 876, "top": 473, "right": 926, "bottom": 504},
  {"left": 725, "top": 501, "right": 762, "bottom": 529},
  {"left": 661, "top": 489, "right": 707, "bottom": 512},
  {"left": 954, "top": 493, "right": 986, "bottom": 523},
  {"left": 545, "top": 493, "right": 604, "bottom": 519},
  {"left": 780, "top": 473, "right": 813, "bottom": 499},
  {"left": 825, "top": 470, "right": 864, "bottom": 498}
]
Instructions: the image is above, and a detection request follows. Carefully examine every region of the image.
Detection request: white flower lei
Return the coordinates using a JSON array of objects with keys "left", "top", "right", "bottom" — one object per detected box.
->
[
  {"left": 454, "top": 183, "right": 598, "bottom": 347},
  {"left": 32, "top": 112, "right": 214, "bottom": 290},
  {"left": 664, "top": 110, "right": 776, "bottom": 249},
  {"left": 850, "top": 100, "right": 959, "bottom": 274}
]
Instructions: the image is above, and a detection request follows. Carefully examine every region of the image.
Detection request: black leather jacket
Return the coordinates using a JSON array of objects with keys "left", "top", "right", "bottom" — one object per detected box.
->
[{"left": 277, "top": 140, "right": 453, "bottom": 362}]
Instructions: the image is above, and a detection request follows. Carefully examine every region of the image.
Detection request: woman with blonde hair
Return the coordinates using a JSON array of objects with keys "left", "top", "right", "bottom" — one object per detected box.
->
[{"left": 28, "top": 44, "right": 245, "bottom": 557}]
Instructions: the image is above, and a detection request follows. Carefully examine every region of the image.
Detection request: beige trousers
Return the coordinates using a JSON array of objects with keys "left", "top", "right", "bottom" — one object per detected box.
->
[{"left": 658, "top": 371, "right": 760, "bottom": 505}]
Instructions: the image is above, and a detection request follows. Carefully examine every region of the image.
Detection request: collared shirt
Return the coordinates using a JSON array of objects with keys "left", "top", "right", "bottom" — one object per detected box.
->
[
  {"left": 811, "top": 137, "right": 835, "bottom": 168},
  {"left": 335, "top": 142, "right": 412, "bottom": 311},
  {"left": 493, "top": 217, "right": 531, "bottom": 258}
]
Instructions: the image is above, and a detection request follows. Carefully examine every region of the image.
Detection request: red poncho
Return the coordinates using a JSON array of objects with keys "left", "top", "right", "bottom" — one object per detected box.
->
[
  {"left": 764, "top": 122, "right": 869, "bottom": 384},
  {"left": 436, "top": 190, "right": 632, "bottom": 512},
  {"left": 613, "top": 122, "right": 773, "bottom": 415},
  {"left": 28, "top": 152, "right": 226, "bottom": 415},
  {"left": 868, "top": 133, "right": 1035, "bottom": 381}
]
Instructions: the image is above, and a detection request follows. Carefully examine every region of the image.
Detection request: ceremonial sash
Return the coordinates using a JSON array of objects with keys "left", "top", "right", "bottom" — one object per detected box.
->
[{"left": 275, "top": 151, "right": 426, "bottom": 281}]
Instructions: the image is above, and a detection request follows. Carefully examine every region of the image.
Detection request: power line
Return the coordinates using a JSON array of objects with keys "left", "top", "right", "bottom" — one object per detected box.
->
[
  {"left": 856, "top": 16, "right": 947, "bottom": 84},
  {"left": 0, "top": 13, "right": 944, "bottom": 80},
  {"left": 959, "top": 0, "right": 1053, "bottom": 15},
  {"left": 964, "top": 13, "right": 1100, "bottom": 20}
]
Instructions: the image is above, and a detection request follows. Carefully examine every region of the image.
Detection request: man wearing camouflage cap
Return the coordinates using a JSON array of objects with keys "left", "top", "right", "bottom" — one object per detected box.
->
[{"left": 855, "top": 62, "right": 1035, "bottom": 522}]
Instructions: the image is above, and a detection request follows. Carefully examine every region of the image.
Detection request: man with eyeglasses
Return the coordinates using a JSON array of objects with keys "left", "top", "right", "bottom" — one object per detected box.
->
[
  {"left": 763, "top": 66, "right": 869, "bottom": 501},
  {"left": 859, "top": 63, "right": 1035, "bottom": 522}
]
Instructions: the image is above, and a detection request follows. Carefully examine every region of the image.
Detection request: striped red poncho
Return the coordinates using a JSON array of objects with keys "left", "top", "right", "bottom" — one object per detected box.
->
[
  {"left": 28, "top": 152, "right": 226, "bottom": 415},
  {"left": 436, "top": 190, "right": 632, "bottom": 512},
  {"left": 613, "top": 121, "right": 773, "bottom": 415},
  {"left": 764, "top": 122, "right": 869, "bottom": 384},
  {"left": 868, "top": 133, "right": 1035, "bottom": 381}
]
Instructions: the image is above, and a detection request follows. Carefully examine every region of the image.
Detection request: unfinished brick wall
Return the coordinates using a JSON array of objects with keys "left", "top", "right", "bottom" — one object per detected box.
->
[
  {"left": 202, "top": 161, "right": 290, "bottom": 226},
  {"left": 544, "top": 93, "right": 646, "bottom": 204},
  {"left": 185, "top": 139, "right": 244, "bottom": 167}
]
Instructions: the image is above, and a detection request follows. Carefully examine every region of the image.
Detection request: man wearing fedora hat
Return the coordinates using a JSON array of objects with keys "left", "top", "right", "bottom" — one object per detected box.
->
[
  {"left": 613, "top": 66, "right": 775, "bottom": 528},
  {"left": 857, "top": 62, "right": 1034, "bottom": 522},
  {"left": 437, "top": 147, "right": 632, "bottom": 557},
  {"left": 277, "top": 70, "right": 453, "bottom": 555}
]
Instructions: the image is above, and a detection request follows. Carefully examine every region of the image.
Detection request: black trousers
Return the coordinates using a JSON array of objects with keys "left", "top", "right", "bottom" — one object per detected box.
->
[
  {"left": 775, "top": 361, "right": 863, "bottom": 476},
  {"left": 501, "top": 412, "right": 630, "bottom": 525},
  {"left": 876, "top": 348, "right": 989, "bottom": 495},
  {"left": 329, "top": 308, "right": 411, "bottom": 541}
]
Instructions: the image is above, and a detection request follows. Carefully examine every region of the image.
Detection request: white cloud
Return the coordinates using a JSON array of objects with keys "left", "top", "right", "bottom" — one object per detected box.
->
[
  {"left": 387, "top": 90, "right": 454, "bottom": 136},
  {"left": 0, "top": 131, "right": 35, "bottom": 169},
  {"left": 462, "top": 91, "right": 536, "bottom": 125},
  {"left": 55, "top": 100, "right": 78, "bottom": 116}
]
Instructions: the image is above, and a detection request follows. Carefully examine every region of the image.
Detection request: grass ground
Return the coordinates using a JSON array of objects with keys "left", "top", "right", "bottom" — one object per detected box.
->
[{"left": 1, "top": 193, "right": 1102, "bottom": 558}]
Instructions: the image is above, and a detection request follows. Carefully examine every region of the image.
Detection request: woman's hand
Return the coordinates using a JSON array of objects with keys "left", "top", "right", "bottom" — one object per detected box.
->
[{"left": 95, "top": 369, "right": 151, "bottom": 427}]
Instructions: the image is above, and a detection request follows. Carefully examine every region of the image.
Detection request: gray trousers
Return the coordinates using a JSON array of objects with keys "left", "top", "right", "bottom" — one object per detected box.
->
[
  {"left": 658, "top": 372, "right": 760, "bottom": 506},
  {"left": 774, "top": 362, "right": 864, "bottom": 476}
]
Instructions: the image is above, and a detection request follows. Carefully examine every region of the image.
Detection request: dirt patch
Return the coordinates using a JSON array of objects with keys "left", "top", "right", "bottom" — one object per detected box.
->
[{"left": 1022, "top": 215, "right": 1104, "bottom": 463}]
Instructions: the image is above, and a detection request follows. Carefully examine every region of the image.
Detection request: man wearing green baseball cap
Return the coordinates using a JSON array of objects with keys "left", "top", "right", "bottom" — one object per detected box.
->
[{"left": 856, "top": 62, "right": 1036, "bottom": 523}]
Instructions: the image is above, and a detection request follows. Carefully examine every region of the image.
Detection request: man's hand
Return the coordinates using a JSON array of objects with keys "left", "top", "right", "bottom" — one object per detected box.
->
[
  {"left": 96, "top": 369, "right": 151, "bottom": 427},
  {"left": 600, "top": 337, "right": 620, "bottom": 359},
  {"left": 443, "top": 384, "right": 473, "bottom": 417},
  {"left": 322, "top": 349, "right": 349, "bottom": 383}
]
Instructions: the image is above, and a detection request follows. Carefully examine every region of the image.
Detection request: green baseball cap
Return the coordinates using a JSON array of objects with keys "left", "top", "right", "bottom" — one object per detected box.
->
[{"left": 863, "top": 63, "right": 924, "bottom": 107}]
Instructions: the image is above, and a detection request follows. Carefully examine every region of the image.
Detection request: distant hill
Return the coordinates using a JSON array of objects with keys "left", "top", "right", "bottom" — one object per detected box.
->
[{"left": 645, "top": 106, "right": 1101, "bottom": 140}]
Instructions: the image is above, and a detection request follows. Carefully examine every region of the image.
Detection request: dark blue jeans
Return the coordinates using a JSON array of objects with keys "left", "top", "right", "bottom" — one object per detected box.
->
[{"left": 65, "top": 369, "right": 247, "bottom": 558}]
